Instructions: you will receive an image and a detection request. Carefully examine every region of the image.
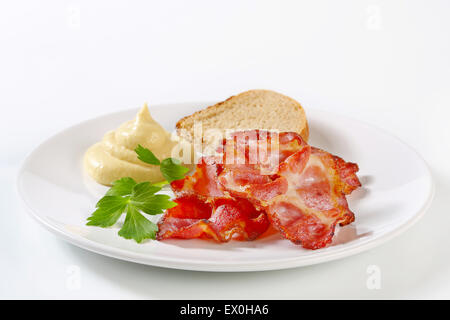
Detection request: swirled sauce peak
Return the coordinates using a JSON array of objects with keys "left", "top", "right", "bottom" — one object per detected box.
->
[{"left": 84, "top": 104, "right": 177, "bottom": 185}]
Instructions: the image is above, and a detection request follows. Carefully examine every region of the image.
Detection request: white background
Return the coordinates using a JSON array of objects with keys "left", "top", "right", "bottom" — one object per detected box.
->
[{"left": 1, "top": 0, "right": 449, "bottom": 299}]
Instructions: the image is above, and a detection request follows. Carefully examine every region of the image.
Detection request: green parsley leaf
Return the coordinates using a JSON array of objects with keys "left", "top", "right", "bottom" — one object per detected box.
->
[
  {"left": 86, "top": 179, "right": 175, "bottom": 242},
  {"left": 135, "top": 144, "right": 160, "bottom": 165},
  {"left": 105, "top": 177, "right": 137, "bottom": 196},
  {"left": 87, "top": 196, "right": 128, "bottom": 227},
  {"left": 133, "top": 194, "right": 177, "bottom": 215},
  {"left": 118, "top": 205, "right": 158, "bottom": 243},
  {"left": 152, "top": 180, "right": 169, "bottom": 188},
  {"left": 160, "top": 158, "right": 190, "bottom": 183},
  {"left": 131, "top": 181, "right": 162, "bottom": 200},
  {"left": 129, "top": 182, "right": 176, "bottom": 215}
]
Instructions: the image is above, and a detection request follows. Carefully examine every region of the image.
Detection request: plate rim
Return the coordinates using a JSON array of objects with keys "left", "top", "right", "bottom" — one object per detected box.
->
[{"left": 16, "top": 102, "right": 435, "bottom": 272}]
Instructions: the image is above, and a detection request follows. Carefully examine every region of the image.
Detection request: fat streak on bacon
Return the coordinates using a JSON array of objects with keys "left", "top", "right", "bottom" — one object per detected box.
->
[{"left": 157, "top": 130, "right": 361, "bottom": 249}]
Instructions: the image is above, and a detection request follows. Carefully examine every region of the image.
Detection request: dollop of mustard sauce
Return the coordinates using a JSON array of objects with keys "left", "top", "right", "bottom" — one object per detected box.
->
[{"left": 84, "top": 104, "right": 178, "bottom": 185}]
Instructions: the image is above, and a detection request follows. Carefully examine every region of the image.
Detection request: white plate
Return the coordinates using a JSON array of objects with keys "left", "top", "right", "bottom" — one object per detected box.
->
[{"left": 17, "top": 102, "right": 434, "bottom": 272}]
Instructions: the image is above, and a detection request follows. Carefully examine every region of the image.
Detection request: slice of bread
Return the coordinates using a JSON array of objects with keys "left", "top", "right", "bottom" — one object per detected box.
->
[{"left": 176, "top": 90, "right": 309, "bottom": 145}]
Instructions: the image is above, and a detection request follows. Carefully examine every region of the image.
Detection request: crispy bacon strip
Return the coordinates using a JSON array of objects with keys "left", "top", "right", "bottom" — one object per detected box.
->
[
  {"left": 157, "top": 130, "right": 360, "bottom": 249},
  {"left": 264, "top": 146, "right": 359, "bottom": 249},
  {"left": 170, "top": 156, "right": 226, "bottom": 199},
  {"left": 220, "top": 131, "right": 306, "bottom": 174},
  {"left": 156, "top": 196, "right": 270, "bottom": 241},
  {"left": 218, "top": 131, "right": 361, "bottom": 249},
  {"left": 158, "top": 156, "right": 270, "bottom": 242}
]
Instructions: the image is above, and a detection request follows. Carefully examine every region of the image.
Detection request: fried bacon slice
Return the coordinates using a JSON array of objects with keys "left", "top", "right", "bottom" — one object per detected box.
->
[
  {"left": 157, "top": 130, "right": 361, "bottom": 250},
  {"left": 218, "top": 131, "right": 361, "bottom": 249},
  {"left": 156, "top": 196, "right": 270, "bottom": 241},
  {"left": 170, "top": 157, "right": 226, "bottom": 199},
  {"left": 265, "top": 146, "right": 360, "bottom": 249},
  {"left": 158, "top": 156, "right": 270, "bottom": 241}
]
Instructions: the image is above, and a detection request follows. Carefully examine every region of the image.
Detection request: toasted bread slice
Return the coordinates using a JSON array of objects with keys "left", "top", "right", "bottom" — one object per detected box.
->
[{"left": 176, "top": 90, "right": 309, "bottom": 145}]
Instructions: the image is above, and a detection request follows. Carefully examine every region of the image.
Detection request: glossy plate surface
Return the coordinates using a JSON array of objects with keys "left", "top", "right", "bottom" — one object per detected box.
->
[{"left": 17, "top": 103, "right": 434, "bottom": 271}]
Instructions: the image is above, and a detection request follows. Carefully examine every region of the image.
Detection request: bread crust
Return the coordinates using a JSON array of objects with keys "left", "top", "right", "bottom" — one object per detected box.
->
[
  {"left": 176, "top": 93, "right": 238, "bottom": 130},
  {"left": 176, "top": 89, "right": 309, "bottom": 141}
]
